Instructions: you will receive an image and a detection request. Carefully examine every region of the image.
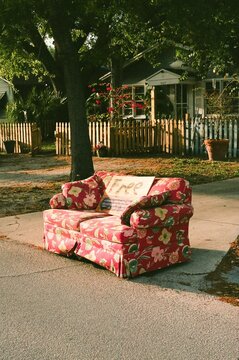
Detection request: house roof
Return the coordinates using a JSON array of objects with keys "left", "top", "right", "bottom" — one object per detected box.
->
[
  {"left": 99, "top": 47, "right": 197, "bottom": 86},
  {"left": 146, "top": 69, "right": 196, "bottom": 86}
]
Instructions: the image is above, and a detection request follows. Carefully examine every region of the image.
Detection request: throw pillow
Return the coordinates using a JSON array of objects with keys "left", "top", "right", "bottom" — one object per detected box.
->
[{"left": 62, "top": 173, "right": 105, "bottom": 210}]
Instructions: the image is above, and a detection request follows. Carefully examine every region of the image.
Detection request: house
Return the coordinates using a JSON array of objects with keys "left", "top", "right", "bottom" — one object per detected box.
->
[
  {"left": 99, "top": 48, "right": 239, "bottom": 120},
  {"left": 0, "top": 77, "right": 14, "bottom": 121}
]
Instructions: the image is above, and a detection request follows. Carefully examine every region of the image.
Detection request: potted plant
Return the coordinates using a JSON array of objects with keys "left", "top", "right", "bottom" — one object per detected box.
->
[
  {"left": 203, "top": 83, "right": 233, "bottom": 161},
  {"left": 204, "top": 137, "right": 229, "bottom": 161}
]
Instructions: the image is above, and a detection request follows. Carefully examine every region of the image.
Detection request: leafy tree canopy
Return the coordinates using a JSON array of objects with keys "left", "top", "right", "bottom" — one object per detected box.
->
[{"left": 161, "top": 0, "right": 239, "bottom": 77}]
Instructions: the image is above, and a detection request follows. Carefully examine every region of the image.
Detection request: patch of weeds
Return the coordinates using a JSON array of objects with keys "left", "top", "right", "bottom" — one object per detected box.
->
[{"left": 204, "top": 236, "right": 239, "bottom": 305}]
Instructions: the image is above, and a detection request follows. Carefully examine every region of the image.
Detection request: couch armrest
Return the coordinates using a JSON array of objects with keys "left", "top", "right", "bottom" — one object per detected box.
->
[
  {"left": 129, "top": 203, "right": 194, "bottom": 229},
  {"left": 120, "top": 191, "right": 170, "bottom": 225},
  {"left": 149, "top": 178, "right": 192, "bottom": 204},
  {"left": 49, "top": 193, "right": 67, "bottom": 209}
]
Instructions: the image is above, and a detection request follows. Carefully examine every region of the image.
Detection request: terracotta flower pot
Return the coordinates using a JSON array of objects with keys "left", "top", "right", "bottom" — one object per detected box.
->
[{"left": 204, "top": 139, "right": 229, "bottom": 161}]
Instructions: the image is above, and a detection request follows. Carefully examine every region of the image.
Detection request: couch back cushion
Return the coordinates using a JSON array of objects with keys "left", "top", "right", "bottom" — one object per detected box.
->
[
  {"left": 148, "top": 178, "right": 191, "bottom": 204},
  {"left": 62, "top": 174, "right": 105, "bottom": 210}
]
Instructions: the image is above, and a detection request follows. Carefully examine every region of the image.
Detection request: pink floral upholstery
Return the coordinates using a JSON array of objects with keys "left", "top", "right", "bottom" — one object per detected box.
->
[
  {"left": 43, "top": 172, "right": 194, "bottom": 278},
  {"left": 129, "top": 203, "right": 194, "bottom": 228},
  {"left": 120, "top": 191, "right": 170, "bottom": 225},
  {"left": 61, "top": 174, "right": 105, "bottom": 210},
  {"left": 44, "top": 223, "right": 79, "bottom": 255},
  {"left": 149, "top": 177, "right": 191, "bottom": 204},
  {"left": 49, "top": 193, "right": 66, "bottom": 209},
  {"left": 43, "top": 209, "right": 109, "bottom": 231},
  {"left": 74, "top": 222, "right": 191, "bottom": 277},
  {"left": 79, "top": 216, "right": 137, "bottom": 243},
  {"left": 95, "top": 170, "right": 123, "bottom": 191}
]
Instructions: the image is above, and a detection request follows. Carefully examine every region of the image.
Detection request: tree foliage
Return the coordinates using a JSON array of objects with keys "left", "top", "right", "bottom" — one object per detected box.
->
[{"left": 160, "top": 0, "right": 239, "bottom": 77}]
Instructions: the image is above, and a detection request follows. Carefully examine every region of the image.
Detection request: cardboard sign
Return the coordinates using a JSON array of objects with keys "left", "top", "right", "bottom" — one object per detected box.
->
[{"left": 97, "top": 175, "right": 155, "bottom": 215}]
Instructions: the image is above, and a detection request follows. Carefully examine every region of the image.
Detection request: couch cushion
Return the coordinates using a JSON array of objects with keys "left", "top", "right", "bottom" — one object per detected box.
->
[
  {"left": 61, "top": 174, "right": 105, "bottom": 210},
  {"left": 43, "top": 209, "right": 109, "bottom": 231},
  {"left": 129, "top": 204, "right": 194, "bottom": 229},
  {"left": 80, "top": 216, "right": 138, "bottom": 244},
  {"left": 120, "top": 191, "right": 170, "bottom": 225},
  {"left": 79, "top": 215, "right": 191, "bottom": 248},
  {"left": 148, "top": 178, "right": 191, "bottom": 204}
]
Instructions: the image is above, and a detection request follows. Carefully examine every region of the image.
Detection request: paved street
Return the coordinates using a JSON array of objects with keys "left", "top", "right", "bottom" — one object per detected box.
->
[{"left": 0, "top": 239, "right": 238, "bottom": 360}]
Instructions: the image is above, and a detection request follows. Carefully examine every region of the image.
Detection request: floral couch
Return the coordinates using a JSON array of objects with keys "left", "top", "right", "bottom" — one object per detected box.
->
[{"left": 43, "top": 171, "right": 194, "bottom": 278}]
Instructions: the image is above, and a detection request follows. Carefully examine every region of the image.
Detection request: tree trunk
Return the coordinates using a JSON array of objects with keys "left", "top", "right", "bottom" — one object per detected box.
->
[
  {"left": 50, "top": 27, "right": 94, "bottom": 180},
  {"left": 65, "top": 57, "right": 94, "bottom": 180},
  {"left": 110, "top": 54, "right": 123, "bottom": 89}
]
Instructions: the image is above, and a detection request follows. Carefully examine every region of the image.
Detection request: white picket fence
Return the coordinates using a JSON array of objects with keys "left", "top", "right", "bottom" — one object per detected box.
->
[
  {"left": 0, "top": 122, "right": 41, "bottom": 153},
  {"left": 55, "top": 117, "right": 239, "bottom": 158}
]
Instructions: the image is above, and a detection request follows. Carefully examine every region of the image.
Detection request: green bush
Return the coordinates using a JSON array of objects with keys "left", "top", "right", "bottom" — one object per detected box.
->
[{"left": 6, "top": 87, "right": 66, "bottom": 125}]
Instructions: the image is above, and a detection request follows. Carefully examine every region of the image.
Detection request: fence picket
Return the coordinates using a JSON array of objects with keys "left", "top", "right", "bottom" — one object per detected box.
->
[{"left": 233, "top": 119, "right": 238, "bottom": 157}]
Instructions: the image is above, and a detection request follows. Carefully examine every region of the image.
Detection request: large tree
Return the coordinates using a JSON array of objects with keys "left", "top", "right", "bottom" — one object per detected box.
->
[{"left": 0, "top": 0, "right": 166, "bottom": 180}]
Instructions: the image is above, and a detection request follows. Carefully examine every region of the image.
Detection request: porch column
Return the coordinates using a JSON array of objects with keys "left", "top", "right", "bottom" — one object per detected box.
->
[{"left": 150, "top": 86, "right": 155, "bottom": 121}]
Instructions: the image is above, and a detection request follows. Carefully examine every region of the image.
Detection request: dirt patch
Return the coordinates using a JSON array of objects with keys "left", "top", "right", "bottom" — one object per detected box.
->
[{"left": 0, "top": 154, "right": 71, "bottom": 217}]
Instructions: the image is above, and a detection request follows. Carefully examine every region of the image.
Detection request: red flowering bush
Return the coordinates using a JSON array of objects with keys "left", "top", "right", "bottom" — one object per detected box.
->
[{"left": 87, "top": 83, "right": 146, "bottom": 120}]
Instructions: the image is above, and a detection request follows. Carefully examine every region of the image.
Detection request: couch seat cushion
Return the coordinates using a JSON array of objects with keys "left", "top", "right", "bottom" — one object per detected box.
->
[
  {"left": 43, "top": 209, "right": 110, "bottom": 231},
  {"left": 79, "top": 216, "right": 138, "bottom": 244}
]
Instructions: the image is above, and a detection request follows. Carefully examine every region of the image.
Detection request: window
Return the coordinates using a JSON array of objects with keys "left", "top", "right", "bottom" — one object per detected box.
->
[
  {"left": 155, "top": 84, "right": 188, "bottom": 119},
  {"left": 122, "top": 85, "right": 146, "bottom": 118},
  {"left": 176, "top": 84, "right": 188, "bottom": 119},
  {"left": 0, "top": 93, "right": 7, "bottom": 118}
]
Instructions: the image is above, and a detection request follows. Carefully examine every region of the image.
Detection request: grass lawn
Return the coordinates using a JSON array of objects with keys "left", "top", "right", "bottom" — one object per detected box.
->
[{"left": 94, "top": 155, "right": 239, "bottom": 185}]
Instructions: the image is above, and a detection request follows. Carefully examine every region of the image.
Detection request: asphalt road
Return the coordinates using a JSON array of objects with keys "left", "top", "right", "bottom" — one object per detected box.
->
[{"left": 0, "top": 239, "right": 238, "bottom": 360}]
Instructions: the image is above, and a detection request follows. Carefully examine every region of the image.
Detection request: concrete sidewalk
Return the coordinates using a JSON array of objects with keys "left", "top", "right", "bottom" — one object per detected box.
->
[{"left": 0, "top": 177, "right": 239, "bottom": 292}]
